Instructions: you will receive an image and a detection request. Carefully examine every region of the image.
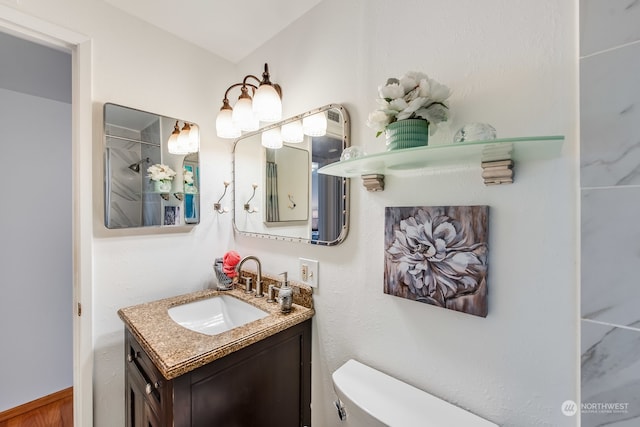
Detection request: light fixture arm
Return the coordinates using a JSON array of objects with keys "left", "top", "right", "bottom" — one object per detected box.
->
[
  {"left": 215, "top": 63, "right": 282, "bottom": 138},
  {"left": 222, "top": 82, "right": 258, "bottom": 104},
  {"left": 258, "top": 63, "right": 282, "bottom": 97}
]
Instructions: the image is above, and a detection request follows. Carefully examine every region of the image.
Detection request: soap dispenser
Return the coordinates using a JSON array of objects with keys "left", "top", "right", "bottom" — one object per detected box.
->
[{"left": 278, "top": 272, "right": 293, "bottom": 313}]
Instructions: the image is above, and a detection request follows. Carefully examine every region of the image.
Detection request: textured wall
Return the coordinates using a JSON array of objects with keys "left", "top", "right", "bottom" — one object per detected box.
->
[
  {"left": 580, "top": 0, "right": 640, "bottom": 425},
  {"left": 237, "top": 0, "right": 578, "bottom": 425},
  {"left": 0, "top": 32, "right": 72, "bottom": 410}
]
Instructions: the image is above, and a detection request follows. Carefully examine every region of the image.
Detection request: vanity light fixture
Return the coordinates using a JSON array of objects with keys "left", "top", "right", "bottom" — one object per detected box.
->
[
  {"left": 215, "top": 63, "right": 282, "bottom": 138},
  {"left": 168, "top": 121, "right": 199, "bottom": 154},
  {"left": 186, "top": 123, "right": 200, "bottom": 152},
  {"left": 281, "top": 120, "right": 304, "bottom": 143},
  {"left": 167, "top": 121, "right": 181, "bottom": 153},
  {"left": 214, "top": 181, "right": 230, "bottom": 214},
  {"left": 302, "top": 111, "right": 327, "bottom": 137},
  {"left": 262, "top": 127, "right": 283, "bottom": 149},
  {"left": 244, "top": 183, "right": 259, "bottom": 213}
]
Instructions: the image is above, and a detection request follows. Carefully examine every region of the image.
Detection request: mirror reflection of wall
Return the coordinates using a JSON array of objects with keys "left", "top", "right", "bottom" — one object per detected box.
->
[
  {"left": 103, "top": 103, "right": 200, "bottom": 229},
  {"left": 265, "top": 146, "right": 309, "bottom": 223},
  {"left": 311, "top": 127, "right": 344, "bottom": 242},
  {"left": 233, "top": 104, "right": 350, "bottom": 245}
]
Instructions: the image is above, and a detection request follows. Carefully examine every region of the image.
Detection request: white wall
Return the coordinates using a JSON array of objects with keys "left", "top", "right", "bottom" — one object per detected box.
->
[
  {"left": 236, "top": 0, "right": 579, "bottom": 425},
  {"left": 0, "top": 89, "right": 72, "bottom": 411},
  {"left": 0, "top": 35, "right": 72, "bottom": 409}
]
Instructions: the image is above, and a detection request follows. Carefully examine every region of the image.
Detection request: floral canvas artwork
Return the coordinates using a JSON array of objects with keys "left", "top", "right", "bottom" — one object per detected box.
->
[{"left": 384, "top": 206, "right": 489, "bottom": 317}]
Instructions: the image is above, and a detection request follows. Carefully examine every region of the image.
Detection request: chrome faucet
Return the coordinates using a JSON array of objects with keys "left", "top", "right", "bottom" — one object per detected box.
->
[{"left": 235, "top": 255, "right": 264, "bottom": 297}]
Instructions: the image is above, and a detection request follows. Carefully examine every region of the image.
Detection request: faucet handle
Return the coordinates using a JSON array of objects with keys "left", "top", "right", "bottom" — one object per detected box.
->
[
  {"left": 267, "top": 284, "right": 277, "bottom": 303},
  {"left": 242, "top": 276, "right": 253, "bottom": 294}
]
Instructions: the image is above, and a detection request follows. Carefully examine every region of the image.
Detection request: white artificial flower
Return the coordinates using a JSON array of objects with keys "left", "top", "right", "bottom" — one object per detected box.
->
[
  {"left": 378, "top": 83, "right": 405, "bottom": 100},
  {"left": 399, "top": 75, "right": 418, "bottom": 93},
  {"left": 417, "top": 79, "right": 432, "bottom": 98},
  {"left": 147, "top": 164, "right": 176, "bottom": 182},
  {"left": 366, "top": 110, "right": 392, "bottom": 133},
  {"left": 367, "top": 71, "right": 451, "bottom": 138},
  {"left": 387, "top": 98, "right": 409, "bottom": 113},
  {"left": 396, "top": 97, "right": 427, "bottom": 120},
  {"left": 184, "top": 170, "right": 194, "bottom": 185},
  {"left": 428, "top": 79, "right": 452, "bottom": 102},
  {"left": 403, "top": 71, "right": 430, "bottom": 82},
  {"left": 399, "top": 71, "right": 429, "bottom": 93}
]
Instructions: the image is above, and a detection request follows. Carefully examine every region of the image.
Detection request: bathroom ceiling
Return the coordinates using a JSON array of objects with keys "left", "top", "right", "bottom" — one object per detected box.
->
[{"left": 103, "top": 0, "right": 324, "bottom": 63}]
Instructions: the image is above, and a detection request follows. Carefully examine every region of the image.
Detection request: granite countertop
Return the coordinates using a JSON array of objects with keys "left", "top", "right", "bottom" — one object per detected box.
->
[{"left": 118, "top": 277, "right": 314, "bottom": 380}]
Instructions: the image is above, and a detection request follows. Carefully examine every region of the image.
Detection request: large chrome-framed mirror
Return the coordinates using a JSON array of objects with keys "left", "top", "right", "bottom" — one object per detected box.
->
[
  {"left": 103, "top": 103, "right": 200, "bottom": 229},
  {"left": 233, "top": 104, "right": 350, "bottom": 245}
]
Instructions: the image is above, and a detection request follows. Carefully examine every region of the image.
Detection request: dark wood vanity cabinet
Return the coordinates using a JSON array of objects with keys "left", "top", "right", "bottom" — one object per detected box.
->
[{"left": 125, "top": 319, "right": 312, "bottom": 427}]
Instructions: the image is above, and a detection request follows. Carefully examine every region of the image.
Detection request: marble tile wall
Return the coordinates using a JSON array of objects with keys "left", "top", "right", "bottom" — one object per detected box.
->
[{"left": 580, "top": 1, "right": 640, "bottom": 425}]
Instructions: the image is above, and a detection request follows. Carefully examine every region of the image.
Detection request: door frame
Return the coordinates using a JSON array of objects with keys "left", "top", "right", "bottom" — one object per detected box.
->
[{"left": 0, "top": 6, "right": 93, "bottom": 427}]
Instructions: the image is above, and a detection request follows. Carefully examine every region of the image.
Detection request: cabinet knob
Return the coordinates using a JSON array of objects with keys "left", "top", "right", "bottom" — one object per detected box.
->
[
  {"left": 127, "top": 351, "right": 139, "bottom": 362},
  {"left": 145, "top": 381, "right": 160, "bottom": 394}
]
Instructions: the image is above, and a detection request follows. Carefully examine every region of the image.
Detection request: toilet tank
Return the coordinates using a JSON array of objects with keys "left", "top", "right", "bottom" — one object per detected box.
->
[{"left": 332, "top": 359, "right": 498, "bottom": 427}]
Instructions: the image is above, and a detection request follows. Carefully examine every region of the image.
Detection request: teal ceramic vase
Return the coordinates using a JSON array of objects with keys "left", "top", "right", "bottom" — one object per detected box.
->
[
  {"left": 385, "top": 119, "right": 429, "bottom": 151},
  {"left": 154, "top": 180, "right": 172, "bottom": 193}
]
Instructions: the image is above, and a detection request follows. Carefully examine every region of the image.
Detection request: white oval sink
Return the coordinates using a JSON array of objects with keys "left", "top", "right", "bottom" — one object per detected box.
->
[{"left": 168, "top": 295, "right": 268, "bottom": 336}]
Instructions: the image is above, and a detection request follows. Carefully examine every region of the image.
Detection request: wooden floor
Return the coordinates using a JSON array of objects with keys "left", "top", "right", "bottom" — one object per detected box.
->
[{"left": 0, "top": 388, "right": 73, "bottom": 427}]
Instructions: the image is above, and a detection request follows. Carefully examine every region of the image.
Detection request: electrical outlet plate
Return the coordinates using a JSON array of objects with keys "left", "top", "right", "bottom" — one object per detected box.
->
[{"left": 299, "top": 258, "right": 319, "bottom": 288}]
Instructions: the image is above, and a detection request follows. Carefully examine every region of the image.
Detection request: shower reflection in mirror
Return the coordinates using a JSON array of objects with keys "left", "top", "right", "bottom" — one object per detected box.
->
[{"left": 103, "top": 103, "right": 200, "bottom": 229}]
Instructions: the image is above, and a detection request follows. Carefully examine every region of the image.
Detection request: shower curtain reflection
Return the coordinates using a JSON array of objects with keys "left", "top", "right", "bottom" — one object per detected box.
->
[{"left": 266, "top": 161, "right": 279, "bottom": 222}]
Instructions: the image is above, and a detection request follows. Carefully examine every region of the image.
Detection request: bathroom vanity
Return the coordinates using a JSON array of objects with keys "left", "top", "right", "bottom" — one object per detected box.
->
[{"left": 118, "top": 285, "right": 314, "bottom": 427}]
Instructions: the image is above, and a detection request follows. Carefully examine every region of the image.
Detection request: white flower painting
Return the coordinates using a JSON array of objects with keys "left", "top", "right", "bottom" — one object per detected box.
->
[{"left": 384, "top": 206, "right": 489, "bottom": 317}]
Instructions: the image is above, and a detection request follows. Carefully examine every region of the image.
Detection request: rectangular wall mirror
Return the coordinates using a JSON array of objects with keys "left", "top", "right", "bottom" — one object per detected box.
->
[
  {"left": 103, "top": 103, "right": 200, "bottom": 229},
  {"left": 233, "top": 104, "right": 349, "bottom": 245}
]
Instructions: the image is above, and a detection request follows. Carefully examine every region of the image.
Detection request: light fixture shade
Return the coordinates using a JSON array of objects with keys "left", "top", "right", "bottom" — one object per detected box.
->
[
  {"left": 281, "top": 120, "right": 304, "bottom": 143},
  {"left": 303, "top": 112, "right": 327, "bottom": 136},
  {"left": 167, "top": 132, "right": 180, "bottom": 154},
  {"left": 168, "top": 121, "right": 183, "bottom": 154},
  {"left": 173, "top": 124, "right": 191, "bottom": 155},
  {"left": 187, "top": 123, "right": 199, "bottom": 152},
  {"left": 261, "top": 127, "right": 283, "bottom": 149},
  {"left": 252, "top": 84, "right": 282, "bottom": 122},
  {"left": 232, "top": 96, "right": 259, "bottom": 131},
  {"left": 216, "top": 109, "right": 240, "bottom": 138}
]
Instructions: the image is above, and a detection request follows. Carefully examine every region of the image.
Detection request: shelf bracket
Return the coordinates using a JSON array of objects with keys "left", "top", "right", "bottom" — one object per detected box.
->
[
  {"left": 361, "top": 174, "right": 384, "bottom": 192},
  {"left": 481, "top": 159, "right": 514, "bottom": 185},
  {"left": 481, "top": 143, "right": 514, "bottom": 185}
]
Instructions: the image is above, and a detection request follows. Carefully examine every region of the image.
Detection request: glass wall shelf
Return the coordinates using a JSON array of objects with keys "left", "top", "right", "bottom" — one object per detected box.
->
[
  {"left": 318, "top": 136, "right": 564, "bottom": 179},
  {"left": 318, "top": 135, "right": 564, "bottom": 191}
]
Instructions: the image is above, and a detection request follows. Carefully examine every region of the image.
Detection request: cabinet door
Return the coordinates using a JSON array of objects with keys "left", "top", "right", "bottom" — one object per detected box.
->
[
  {"left": 143, "top": 402, "right": 162, "bottom": 427},
  {"left": 183, "top": 320, "right": 312, "bottom": 427},
  {"left": 125, "top": 330, "right": 169, "bottom": 427},
  {"left": 127, "top": 369, "right": 164, "bottom": 427},
  {"left": 126, "top": 363, "right": 148, "bottom": 427}
]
